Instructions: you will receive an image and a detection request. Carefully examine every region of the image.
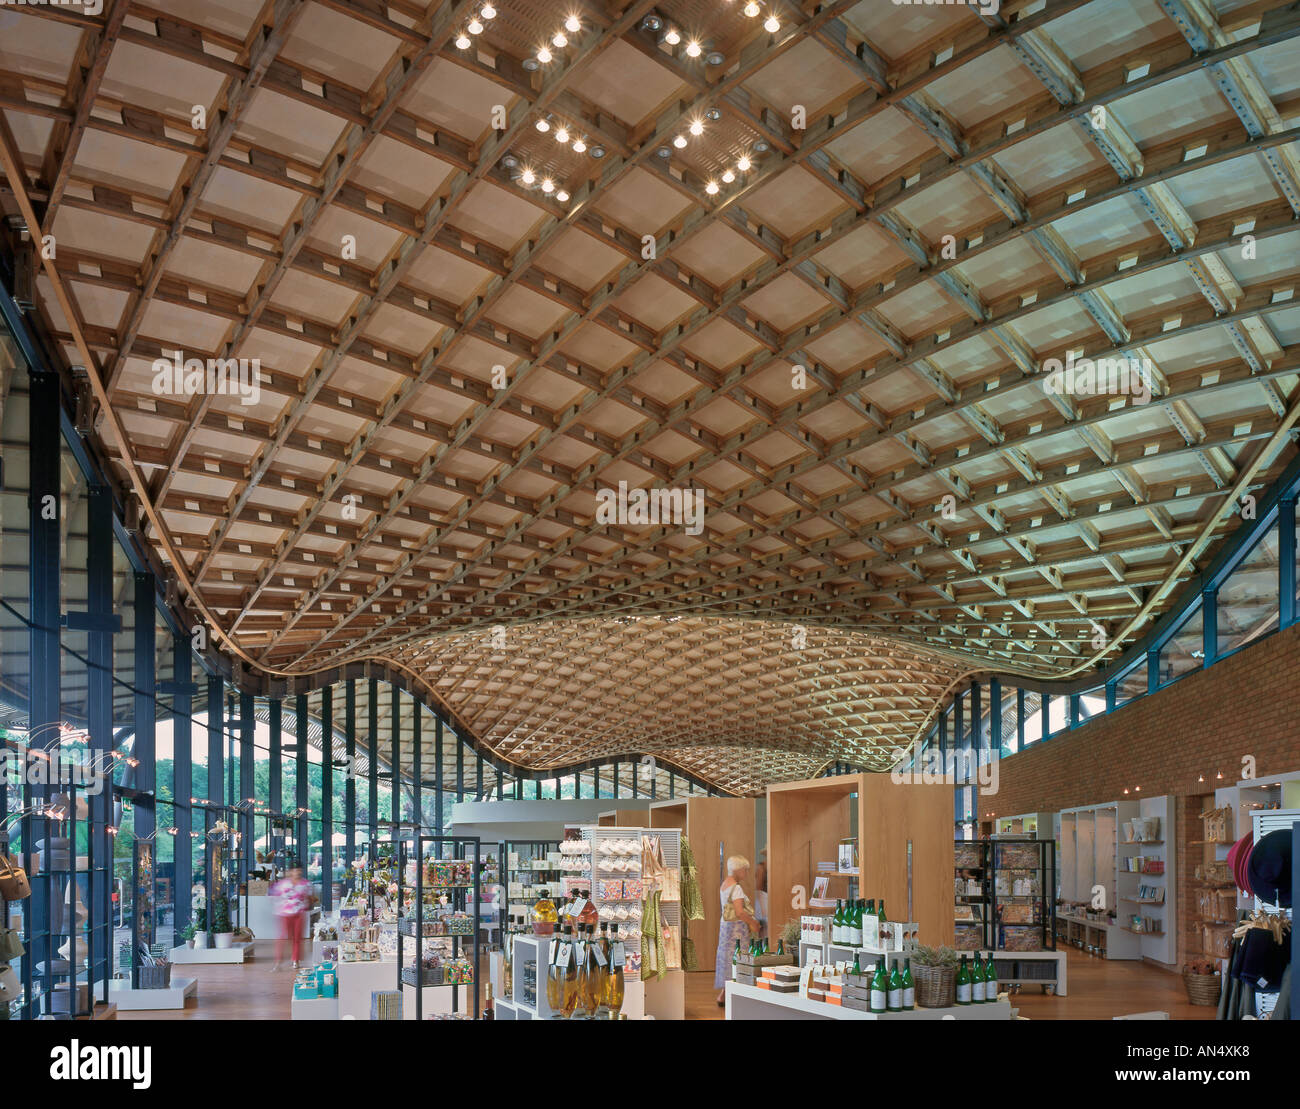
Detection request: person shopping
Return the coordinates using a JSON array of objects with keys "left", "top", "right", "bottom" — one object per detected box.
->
[
  {"left": 714, "top": 854, "right": 760, "bottom": 1006},
  {"left": 270, "top": 867, "right": 314, "bottom": 970}
]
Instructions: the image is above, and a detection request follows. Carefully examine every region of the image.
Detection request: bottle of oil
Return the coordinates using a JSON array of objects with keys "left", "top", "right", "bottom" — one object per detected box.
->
[
  {"left": 561, "top": 924, "right": 580, "bottom": 1017},
  {"left": 532, "top": 889, "right": 558, "bottom": 935},
  {"left": 574, "top": 926, "right": 599, "bottom": 1018},
  {"left": 595, "top": 921, "right": 611, "bottom": 1011},
  {"left": 604, "top": 923, "right": 626, "bottom": 1019},
  {"left": 545, "top": 928, "right": 567, "bottom": 1017}
]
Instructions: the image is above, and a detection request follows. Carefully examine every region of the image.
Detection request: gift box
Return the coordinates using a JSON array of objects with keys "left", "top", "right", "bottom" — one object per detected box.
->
[
  {"left": 599, "top": 879, "right": 623, "bottom": 900},
  {"left": 294, "top": 978, "right": 320, "bottom": 1000},
  {"left": 316, "top": 962, "right": 337, "bottom": 998}
]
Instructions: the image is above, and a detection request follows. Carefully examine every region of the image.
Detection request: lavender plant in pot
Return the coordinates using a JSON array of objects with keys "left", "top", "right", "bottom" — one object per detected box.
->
[{"left": 910, "top": 944, "right": 960, "bottom": 1008}]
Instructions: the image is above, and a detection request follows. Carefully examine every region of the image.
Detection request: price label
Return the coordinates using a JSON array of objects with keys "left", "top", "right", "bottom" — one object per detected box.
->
[{"left": 592, "top": 945, "right": 607, "bottom": 967}]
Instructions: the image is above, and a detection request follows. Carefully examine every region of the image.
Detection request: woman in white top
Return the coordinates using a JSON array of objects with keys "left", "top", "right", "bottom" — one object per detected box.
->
[{"left": 714, "top": 854, "right": 760, "bottom": 1005}]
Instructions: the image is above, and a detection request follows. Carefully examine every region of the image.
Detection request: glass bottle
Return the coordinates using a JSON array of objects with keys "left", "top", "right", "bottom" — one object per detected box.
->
[
  {"left": 956, "top": 955, "right": 971, "bottom": 1005},
  {"left": 852, "top": 900, "right": 864, "bottom": 946},
  {"left": 732, "top": 939, "right": 741, "bottom": 979},
  {"left": 605, "top": 924, "right": 626, "bottom": 1018},
  {"left": 501, "top": 929, "right": 514, "bottom": 1000},
  {"left": 887, "top": 960, "right": 903, "bottom": 1011},
  {"left": 560, "top": 924, "right": 580, "bottom": 1017},
  {"left": 850, "top": 951, "right": 861, "bottom": 977},
  {"left": 984, "top": 952, "right": 998, "bottom": 1000},
  {"left": 832, "top": 900, "right": 842, "bottom": 943},
  {"left": 532, "top": 888, "right": 558, "bottom": 935},
  {"left": 901, "top": 958, "right": 915, "bottom": 1010},
  {"left": 576, "top": 889, "right": 599, "bottom": 928},
  {"left": 877, "top": 899, "right": 887, "bottom": 924},
  {"left": 971, "top": 951, "right": 986, "bottom": 1003},
  {"left": 870, "top": 960, "right": 887, "bottom": 1013},
  {"left": 545, "top": 929, "right": 567, "bottom": 1016},
  {"left": 596, "top": 922, "right": 611, "bottom": 1009},
  {"left": 574, "top": 927, "right": 598, "bottom": 1018}
]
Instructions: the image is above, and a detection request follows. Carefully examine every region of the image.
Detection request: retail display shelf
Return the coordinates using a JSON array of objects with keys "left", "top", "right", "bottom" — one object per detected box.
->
[
  {"left": 169, "top": 942, "right": 255, "bottom": 964},
  {"left": 725, "top": 982, "right": 1013, "bottom": 1021},
  {"left": 108, "top": 976, "right": 198, "bottom": 1011}
]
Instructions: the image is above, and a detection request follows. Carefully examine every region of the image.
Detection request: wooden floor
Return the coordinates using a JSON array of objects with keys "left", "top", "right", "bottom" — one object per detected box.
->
[{"left": 115, "top": 947, "right": 1214, "bottom": 1020}]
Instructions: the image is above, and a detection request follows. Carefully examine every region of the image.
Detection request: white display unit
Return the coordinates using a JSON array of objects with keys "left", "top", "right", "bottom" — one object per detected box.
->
[
  {"left": 1116, "top": 795, "right": 1177, "bottom": 965},
  {"left": 1057, "top": 801, "right": 1138, "bottom": 959},
  {"left": 725, "top": 981, "right": 1013, "bottom": 1020},
  {"left": 494, "top": 933, "right": 554, "bottom": 1020}
]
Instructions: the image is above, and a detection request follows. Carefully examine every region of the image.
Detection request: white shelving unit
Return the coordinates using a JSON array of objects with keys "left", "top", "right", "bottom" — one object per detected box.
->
[
  {"left": 1214, "top": 771, "right": 1300, "bottom": 912},
  {"left": 1117, "top": 795, "right": 1177, "bottom": 965}
]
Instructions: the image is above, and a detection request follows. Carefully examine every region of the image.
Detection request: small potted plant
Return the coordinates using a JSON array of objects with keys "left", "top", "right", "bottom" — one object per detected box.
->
[
  {"left": 191, "top": 907, "right": 208, "bottom": 949},
  {"left": 911, "top": 944, "right": 960, "bottom": 1008},
  {"left": 181, "top": 923, "right": 197, "bottom": 950},
  {"left": 780, "top": 919, "right": 800, "bottom": 955},
  {"left": 211, "top": 895, "right": 234, "bottom": 949}
]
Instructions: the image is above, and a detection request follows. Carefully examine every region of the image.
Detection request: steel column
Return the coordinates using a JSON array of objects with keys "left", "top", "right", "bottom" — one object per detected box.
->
[
  {"left": 368, "top": 678, "right": 378, "bottom": 847},
  {"left": 344, "top": 679, "right": 355, "bottom": 869},
  {"left": 320, "top": 686, "right": 333, "bottom": 910}
]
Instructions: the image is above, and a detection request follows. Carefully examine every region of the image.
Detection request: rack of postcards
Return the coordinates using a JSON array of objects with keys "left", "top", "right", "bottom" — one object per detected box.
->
[{"left": 397, "top": 835, "right": 481, "bottom": 1019}]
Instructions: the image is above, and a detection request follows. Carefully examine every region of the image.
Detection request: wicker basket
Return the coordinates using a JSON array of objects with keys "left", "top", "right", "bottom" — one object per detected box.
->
[
  {"left": 912, "top": 962, "right": 956, "bottom": 1008},
  {"left": 1183, "top": 969, "right": 1221, "bottom": 1007}
]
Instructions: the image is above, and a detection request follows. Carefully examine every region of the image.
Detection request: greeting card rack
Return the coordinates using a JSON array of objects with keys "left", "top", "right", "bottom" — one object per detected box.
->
[{"left": 396, "top": 834, "right": 481, "bottom": 1020}]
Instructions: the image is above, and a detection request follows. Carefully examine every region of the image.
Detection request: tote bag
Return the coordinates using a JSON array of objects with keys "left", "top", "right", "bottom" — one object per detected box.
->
[{"left": 0, "top": 855, "right": 30, "bottom": 901}]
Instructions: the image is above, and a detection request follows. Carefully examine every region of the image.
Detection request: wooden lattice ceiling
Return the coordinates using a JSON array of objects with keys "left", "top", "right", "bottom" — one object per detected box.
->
[{"left": 2, "top": 0, "right": 1299, "bottom": 793}]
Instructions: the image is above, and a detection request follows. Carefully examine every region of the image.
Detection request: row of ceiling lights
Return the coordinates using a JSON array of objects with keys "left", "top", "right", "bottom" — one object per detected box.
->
[{"left": 453, "top": 3, "right": 499, "bottom": 50}]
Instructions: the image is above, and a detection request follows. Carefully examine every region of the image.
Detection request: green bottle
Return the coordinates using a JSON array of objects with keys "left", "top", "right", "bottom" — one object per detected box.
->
[
  {"left": 956, "top": 955, "right": 972, "bottom": 1005},
  {"left": 870, "top": 960, "right": 888, "bottom": 1013},
  {"left": 901, "top": 958, "right": 915, "bottom": 1010},
  {"left": 887, "top": 960, "right": 903, "bottom": 1011},
  {"left": 877, "top": 899, "right": 887, "bottom": 923},
  {"left": 971, "top": 951, "right": 986, "bottom": 1003},
  {"left": 984, "top": 952, "right": 998, "bottom": 1000},
  {"left": 732, "top": 940, "right": 740, "bottom": 979},
  {"left": 853, "top": 899, "right": 864, "bottom": 945},
  {"left": 776, "top": 939, "right": 784, "bottom": 955},
  {"left": 851, "top": 951, "right": 861, "bottom": 977}
]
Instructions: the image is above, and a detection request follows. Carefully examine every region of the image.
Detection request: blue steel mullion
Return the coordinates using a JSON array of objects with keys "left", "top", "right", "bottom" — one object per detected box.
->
[
  {"left": 132, "top": 571, "right": 156, "bottom": 841},
  {"left": 969, "top": 682, "right": 982, "bottom": 784},
  {"left": 170, "top": 633, "right": 192, "bottom": 941},
  {"left": 434, "top": 714, "right": 444, "bottom": 835},
  {"left": 86, "top": 483, "right": 115, "bottom": 1004},
  {"left": 390, "top": 685, "right": 402, "bottom": 836},
  {"left": 1203, "top": 587, "right": 1219, "bottom": 668},
  {"left": 412, "top": 698, "right": 421, "bottom": 835},
  {"left": 989, "top": 677, "right": 1002, "bottom": 759},
  {"left": 1281, "top": 498, "right": 1297, "bottom": 628},
  {"left": 268, "top": 698, "right": 282, "bottom": 819},
  {"left": 1106, "top": 680, "right": 1117, "bottom": 713},
  {"left": 296, "top": 694, "right": 309, "bottom": 868},
  {"left": 1147, "top": 647, "right": 1160, "bottom": 695},
  {"left": 239, "top": 692, "right": 254, "bottom": 894},
  {"left": 1016, "top": 688, "right": 1026, "bottom": 750},
  {"left": 631, "top": 758, "right": 639, "bottom": 798},
  {"left": 321, "top": 686, "right": 333, "bottom": 911},
  {"left": 206, "top": 674, "right": 223, "bottom": 946},
  {"left": 1069, "top": 692, "right": 1080, "bottom": 730},
  {"left": 367, "top": 679, "right": 378, "bottom": 847},
  {"left": 1040, "top": 693, "right": 1050, "bottom": 742},
  {"left": 455, "top": 728, "right": 464, "bottom": 802},
  {"left": 344, "top": 680, "right": 355, "bottom": 870},
  {"left": 476, "top": 752, "right": 484, "bottom": 802},
  {"left": 611, "top": 759, "right": 619, "bottom": 799}
]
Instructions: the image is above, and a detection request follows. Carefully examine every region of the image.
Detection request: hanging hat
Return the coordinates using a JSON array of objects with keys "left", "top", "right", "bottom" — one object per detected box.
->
[
  {"left": 1245, "top": 828, "right": 1293, "bottom": 909},
  {"left": 1226, "top": 831, "right": 1253, "bottom": 896}
]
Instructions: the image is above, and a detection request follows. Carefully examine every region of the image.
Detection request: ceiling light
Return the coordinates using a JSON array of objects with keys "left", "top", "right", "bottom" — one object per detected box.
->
[
  {"left": 689, "top": 119, "right": 704, "bottom": 136},
  {"left": 556, "top": 190, "right": 569, "bottom": 202},
  {"left": 502, "top": 155, "right": 517, "bottom": 168},
  {"left": 664, "top": 28, "right": 680, "bottom": 45},
  {"left": 522, "top": 57, "right": 539, "bottom": 70},
  {"left": 565, "top": 14, "right": 581, "bottom": 33},
  {"left": 721, "top": 169, "right": 735, "bottom": 183},
  {"left": 705, "top": 180, "right": 719, "bottom": 195},
  {"left": 571, "top": 137, "right": 587, "bottom": 153},
  {"left": 555, "top": 126, "right": 570, "bottom": 143},
  {"left": 706, "top": 51, "right": 725, "bottom": 66},
  {"left": 706, "top": 108, "right": 722, "bottom": 121},
  {"left": 764, "top": 14, "right": 780, "bottom": 32},
  {"left": 641, "top": 14, "right": 662, "bottom": 31},
  {"left": 553, "top": 31, "right": 568, "bottom": 47},
  {"left": 736, "top": 155, "right": 751, "bottom": 171},
  {"left": 535, "top": 118, "right": 550, "bottom": 132},
  {"left": 657, "top": 146, "right": 671, "bottom": 158},
  {"left": 589, "top": 145, "right": 605, "bottom": 158},
  {"left": 542, "top": 178, "right": 555, "bottom": 194},
  {"left": 753, "top": 140, "right": 769, "bottom": 152},
  {"left": 743, "top": 1, "right": 760, "bottom": 15},
  {"left": 537, "top": 46, "right": 552, "bottom": 63},
  {"left": 481, "top": 4, "right": 496, "bottom": 17},
  {"left": 685, "top": 40, "right": 702, "bottom": 57},
  {"left": 455, "top": 32, "right": 471, "bottom": 49},
  {"left": 673, "top": 134, "right": 688, "bottom": 148},
  {"left": 521, "top": 168, "right": 535, "bottom": 185},
  {"left": 468, "top": 18, "right": 483, "bottom": 34}
]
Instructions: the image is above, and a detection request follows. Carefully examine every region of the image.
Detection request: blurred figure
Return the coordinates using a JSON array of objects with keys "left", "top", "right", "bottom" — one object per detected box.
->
[
  {"left": 714, "top": 855, "right": 759, "bottom": 1006},
  {"left": 754, "top": 848, "right": 768, "bottom": 938},
  {"left": 270, "top": 867, "right": 313, "bottom": 970}
]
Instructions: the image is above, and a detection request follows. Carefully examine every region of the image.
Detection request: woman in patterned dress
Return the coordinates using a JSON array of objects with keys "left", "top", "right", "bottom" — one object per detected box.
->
[{"left": 715, "top": 855, "right": 760, "bottom": 1006}]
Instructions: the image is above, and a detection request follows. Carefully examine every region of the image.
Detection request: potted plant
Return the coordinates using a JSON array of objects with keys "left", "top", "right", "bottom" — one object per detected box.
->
[
  {"left": 181, "top": 923, "right": 197, "bottom": 950},
  {"left": 911, "top": 944, "right": 960, "bottom": 1008},
  {"left": 212, "top": 895, "right": 234, "bottom": 949},
  {"left": 780, "top": 919, "right": 800, "bottom": 955},
  {"left": 191, "top": 907, "right": 208, "bottom": 950}
]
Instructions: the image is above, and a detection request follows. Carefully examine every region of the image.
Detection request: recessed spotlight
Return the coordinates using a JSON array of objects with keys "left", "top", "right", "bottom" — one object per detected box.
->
[
  {"left": 522, "top": 57, "right": 539, "bottom": 70},
  {"left": 664, "top": 28, "right": 681, "bottom": 45},
  {"left": 521, "top": 168, "right": 535, "bottom": 185},
  {"left": 455, "top": 33, "right": 471, "bottom": 49},
  {"left": 706, "top": 108, "right": 722, "bottom": 121},
  {"left": 468, "top": 18, "right": 483, "bottom": 34},
  {"left": 553, "top": 31, "right": 568, "bottom": 47},
  {"left": 743, "top": 1, "right": 760, "bottom": 15},
  {"left": 589, "top": 145, "right": 605, "bottom": 158},
  {"left": 721, "top": 169, "right": 735, "bottom": 183},
  {"left": 764, "top": 14, "right": 780, "bottom": 32},
  {"left": 753, "top": 140, "right": 769, "bottom": 153},
  {"left": 673, "top": 134, "right": 688, "bottom": 148},
  {"left": 657, "top": 146, "right": 672, "bottom": 158},
  {"left": 481, "top": 4, "right": 496, "bottom": 17},
  {"left": 557, "top": 190, "right": 570, "bottom": 202},
  {"left": 688, "top": 118, "right": 704, "bottom": 136},
  {"left": 706, "top": 51, "right": 725, "bottom": 66},
  {"left": 535, "top": 118, "right": 550, "bottom": 132},
  {"left": 502, "top": 155, "right": 517, "bottom": 168},
  {"left": 565, "top": 14, "right": 581, "bottom": 33},
  {"left": 685, "top": 40, "right": 702, "bottom": 57},
  {"left": 736, "top": 155, "right": 751, "bottom": 171},
  {"left": 705, "top": 180, "right": 719, "bottom": 195},
  {"left": 555, "top": 126, "right": 569, "bottom": 143},
  {"left": 537, "top": 46, "right": 553, "bottom": 63},
  {"left": 572, "top": 138, "right": 587, "bottom": 153},
  {"left": 542, "top": 178, "right": 555, "bottom": 194},
  {"left": 641, "top": 14, "right": 662, "bottom": 31}
]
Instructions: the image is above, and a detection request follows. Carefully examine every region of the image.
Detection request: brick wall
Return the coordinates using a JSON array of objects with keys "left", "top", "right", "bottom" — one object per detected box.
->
[{"left": 987, "top": 623, "right": 1300, "bottom": 966}]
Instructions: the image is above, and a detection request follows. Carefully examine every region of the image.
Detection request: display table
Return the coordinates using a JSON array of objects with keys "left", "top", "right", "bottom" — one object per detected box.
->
[
  {"left": 109, "top": 976, "right": 198, "bottom": 1011},
  {"left": 291, "top": 994, "right": 340, "bottom": 1020},
  {"left": 170, "top": 941, "right": 255, "bottom": 964},
  {"left": 725, "top": 981, "right": 1013, "bottom": 1021},
  {"left": 336, "top": 958, "right": 398, "bottom": 1020}
]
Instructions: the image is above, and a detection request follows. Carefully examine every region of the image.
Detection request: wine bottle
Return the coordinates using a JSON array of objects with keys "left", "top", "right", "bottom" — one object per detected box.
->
[
  {"left": 984, "top": 952, "right": 998, "bottom": 1000},
  {"left": 877, "top": 899, "right": 887, "bottom": 924},
  {"left": 956, "top": 954, "right": 971, "bottom": 1005},
  {"left": 833, "top": 899, "right": 843, "bottom": 944},
  {"left": 545, "top": 928, "right": 566, "bottom": 1016},
  {"left": 870, "top": 960, "right": 887, "bottom": 1013},
  {"left": 606, "top": 925, "right": 626, "bottom": 1018},
  {"left": 732, "top": 939, "right": 741, "bottom": 980},
  {"left": 851, "top": 951, "right": 861, "bottom": 977},
  {"left": 971, "top": 949, "right": 986, "bottom": 1003},
  {"left": 887, "top": 960, "right": 903, "bottom": 1011},
  {"left": 561, "top": 924, "right": 580, "bottom": 1017},
  {"left": 901, "top": 958, "right": 915, "bottom": 1010}
]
